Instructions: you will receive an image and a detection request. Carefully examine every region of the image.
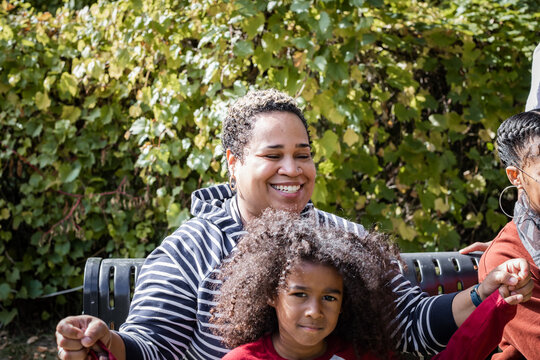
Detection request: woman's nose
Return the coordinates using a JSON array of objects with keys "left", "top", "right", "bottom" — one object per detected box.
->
[{"left": 278, "top": 157, "right": 302, "bottom": 176}]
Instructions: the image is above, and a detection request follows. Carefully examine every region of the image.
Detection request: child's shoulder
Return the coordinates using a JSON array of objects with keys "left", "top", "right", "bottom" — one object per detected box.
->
[
  {"left": 222, "top": 334, "right": 278, "bottom": 360},
  {"left": 324, "top": 336, "right": 395, "bottom": 360}
]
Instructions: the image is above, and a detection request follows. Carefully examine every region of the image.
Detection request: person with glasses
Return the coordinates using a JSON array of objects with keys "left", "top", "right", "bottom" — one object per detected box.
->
[
  {"left": 460, "top": 42, "right": 540, "bottom": 255},
  {"left": 478, "top": 109, "right": 540, "bottom": 359}
]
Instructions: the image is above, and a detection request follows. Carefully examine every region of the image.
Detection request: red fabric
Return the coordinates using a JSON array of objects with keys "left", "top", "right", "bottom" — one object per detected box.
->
[
  {"left": 88, "top": 340, "right": 117, "bottom": 360},
  {"left": 222, "top": 334, "right": 378, "bottom": 360},
  {"left": 479, "top": 221, "right": 540, "bottom": 360},
  {"left": 432, "top": 291, "right": 516, "bottom": 360}
]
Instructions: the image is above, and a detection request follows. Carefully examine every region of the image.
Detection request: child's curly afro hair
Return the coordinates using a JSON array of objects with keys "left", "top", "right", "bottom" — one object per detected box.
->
[{"left": 211, "top": 209, "right": 402, "bottom": 357}]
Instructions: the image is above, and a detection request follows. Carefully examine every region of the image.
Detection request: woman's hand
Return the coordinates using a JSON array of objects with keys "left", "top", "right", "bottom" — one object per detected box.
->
[
  {"left": 459, "top": 241, "right": 492, "bottom": 254},
  {"left": 452, "top": 258, "right": 533, "bottom": 326},
  {"left": 479, "top": 258, "right": 533, "bottom": 305},
  {"left": 56, "top": 315, "right": 112, "bottom": 360}
]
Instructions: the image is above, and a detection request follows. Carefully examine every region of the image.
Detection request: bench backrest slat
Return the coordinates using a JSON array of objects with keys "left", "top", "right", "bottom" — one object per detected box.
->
[{"left": 83, "top": 252, "right": 482, "bottom": 329}]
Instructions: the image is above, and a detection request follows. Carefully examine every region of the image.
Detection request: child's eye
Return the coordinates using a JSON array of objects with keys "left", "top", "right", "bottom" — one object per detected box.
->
[
  {"left": 291, "top": 292, "right": 307, "bottom": 298},
  {"left": 323, "top": 295, "right": 337, "bottom": 301},
  {"left": 296, "top": 153, "right": 311, "bottom": 159}
]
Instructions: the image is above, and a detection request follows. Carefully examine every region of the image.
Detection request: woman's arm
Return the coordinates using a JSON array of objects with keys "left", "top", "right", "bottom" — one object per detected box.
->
[
  {"left": 451, "top": 258, "right": 532, "bottom": 326},
  {"left": 117, "top": 219, "right": 234, "bottom": 360}
]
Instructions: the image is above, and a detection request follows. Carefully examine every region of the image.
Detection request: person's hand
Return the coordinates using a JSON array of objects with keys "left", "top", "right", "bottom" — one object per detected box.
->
[
  {"left": 56, "top": 315, "right": 111, "bottom": 360},
  {"left": 479, "top": 258, "right": 533, "bottom": 305},
  {"left": 459, "top": 241, "right": 492, "bottom": 254}
]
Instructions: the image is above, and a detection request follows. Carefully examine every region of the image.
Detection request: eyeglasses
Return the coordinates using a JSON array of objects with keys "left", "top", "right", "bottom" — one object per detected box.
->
[{"left": 515, "top": 165, "right": 540, "bottom": 185}]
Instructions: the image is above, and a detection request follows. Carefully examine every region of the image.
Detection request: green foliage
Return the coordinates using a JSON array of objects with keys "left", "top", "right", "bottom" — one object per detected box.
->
[
  {"left": 1, "top": 0, "right": 539, "bottom": 324},
  {"left": 25, "top": 0, "right": 97, "bottom": 14}
]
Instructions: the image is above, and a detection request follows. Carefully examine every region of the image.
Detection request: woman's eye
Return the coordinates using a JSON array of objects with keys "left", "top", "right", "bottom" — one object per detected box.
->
[
  {"left": 265, "top": 154, "right": 280, "bottom": 159},
  {"left": 297, "top": 153, "right": 311, "bottom": 159},
  {"left": 291, "top": 292, "right": 307, "bottom": 298},
  {"left": 323, "top": 295, "right": 337, "bottom": 301}
]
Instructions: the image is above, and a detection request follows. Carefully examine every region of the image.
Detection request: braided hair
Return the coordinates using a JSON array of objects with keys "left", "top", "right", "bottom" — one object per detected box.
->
[
  {"left": 211, "top": 209, "right": 400, "bottom": 356},
  {"left": 497, "top": 109, "right": 540, "bottom": 168},
  {"left": 221, "top": 89, "right": 310, "bottom": 162}
]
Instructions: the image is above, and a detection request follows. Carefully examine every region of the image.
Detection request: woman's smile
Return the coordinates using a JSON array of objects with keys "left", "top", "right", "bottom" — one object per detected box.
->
[{"left": 271, "top": 183, "right": 303, "bottom": 194}]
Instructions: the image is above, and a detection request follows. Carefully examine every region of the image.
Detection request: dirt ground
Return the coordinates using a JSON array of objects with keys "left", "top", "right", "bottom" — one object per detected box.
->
[
  {"left": 1, "top": 295, "right": 81, "bottom": 360},
  {"left": 0, "top": 327, "right": 58, "bottom": 360}
]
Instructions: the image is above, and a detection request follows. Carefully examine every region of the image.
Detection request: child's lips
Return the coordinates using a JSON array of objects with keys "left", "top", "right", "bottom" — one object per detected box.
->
[{"left": 298, "top": 324, "right": 323, "bottom": 331}]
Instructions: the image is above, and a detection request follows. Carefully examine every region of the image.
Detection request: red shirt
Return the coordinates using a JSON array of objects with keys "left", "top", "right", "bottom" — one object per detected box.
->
[{"left": 222, "top": 334, "right": 376, "bottom": 360}]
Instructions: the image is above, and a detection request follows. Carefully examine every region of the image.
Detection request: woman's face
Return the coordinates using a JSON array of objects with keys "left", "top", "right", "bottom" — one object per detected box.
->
[
  {"left": 227, "top": 111, "right": 316, "bottom": 222},
  {"left": 269, "top": 261, "right": 343, "bottom": 359},
  {"left": 517, "top": 138, "right": 540, "bottom": 214}
]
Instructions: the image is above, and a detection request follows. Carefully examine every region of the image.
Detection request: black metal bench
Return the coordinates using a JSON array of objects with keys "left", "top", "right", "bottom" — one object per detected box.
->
[{"left": 83, "top": 252, "right": 482, "bottom": 329}]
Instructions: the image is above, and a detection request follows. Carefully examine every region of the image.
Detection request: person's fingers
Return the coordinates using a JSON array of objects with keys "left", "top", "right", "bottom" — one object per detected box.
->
[
  {"left": 56, "top": 317, "right": 88, "bottom": 358},
  {"left": 80, "top": 318, "right": 110, "bottom": 348},
  {"left": 56, "top": 317, "right": 86, "bottom": 340},
  {"left": 503, "top": 293, "right": 524, "bottom": 305},
  {"left": 480, "top": 268, "right": 518, "bottom": 298},
  {"left": 55, "top": 332, "right": 85, "bottom": 351},
  {"left": 57, "top": 346, "right": 89, "bottom": 360},
  {"left": 508, "top": 270, "right": 532, "bottom": 293},
  {"left": 511, "top": 277, "right": 534, "bottom": 302},
  {"left": 459, "top": 241, "right": 492, "bottom": 254},
  {"left": 56, "top": 315, "right": 110, "bottom": 360},
  {"left": 501, "top": 258, "right": 530, "bottom": 281},
  {"left": 498, "top": 285, "right": 511, "bottom": 299}
]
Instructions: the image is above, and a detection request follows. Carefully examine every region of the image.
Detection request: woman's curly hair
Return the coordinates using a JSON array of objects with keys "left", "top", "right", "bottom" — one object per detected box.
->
[
  {"left": 211, "top": 209, "right": 401, "bottom": 356},
  {"left": 221, "top": 89, "right": 310, "bottom": 162},
  {"left": 497, "top": 109, "right": 540, "bottom": 168}
]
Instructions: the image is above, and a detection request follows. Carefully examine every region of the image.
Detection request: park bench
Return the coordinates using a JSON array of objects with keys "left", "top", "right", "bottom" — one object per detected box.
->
[{"left": 83, "top": 251, "right": 482, "bottom": 329}]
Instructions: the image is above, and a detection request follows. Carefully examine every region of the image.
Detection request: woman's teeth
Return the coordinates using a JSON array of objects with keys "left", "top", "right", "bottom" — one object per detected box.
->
[{"left": 272, "top": 185, "right": 301, "bottom": 193}]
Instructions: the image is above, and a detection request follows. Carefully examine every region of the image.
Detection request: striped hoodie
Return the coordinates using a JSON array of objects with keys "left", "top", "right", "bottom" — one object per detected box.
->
[{"left": 118, "top": 184, "right": 457, "bottom": 359}]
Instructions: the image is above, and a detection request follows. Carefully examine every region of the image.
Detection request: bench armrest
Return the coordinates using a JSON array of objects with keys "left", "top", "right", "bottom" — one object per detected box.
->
[{"left": 83, "top": 257, "right": 145, "bottom": 329}]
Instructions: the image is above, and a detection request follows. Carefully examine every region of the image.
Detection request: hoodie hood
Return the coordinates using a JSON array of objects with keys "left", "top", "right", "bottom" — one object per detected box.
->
[{"left": 190, "top": 184, "right": 245, "bottom": 240}]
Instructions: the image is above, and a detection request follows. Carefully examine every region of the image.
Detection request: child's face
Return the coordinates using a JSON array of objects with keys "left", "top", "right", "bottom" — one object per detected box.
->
[{"left": 269, "top": 260, "right": 343, "bottom": 359}]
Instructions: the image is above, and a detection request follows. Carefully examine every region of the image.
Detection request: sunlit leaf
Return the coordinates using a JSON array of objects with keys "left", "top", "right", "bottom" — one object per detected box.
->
[{"left": 35, "top": 91, "right": 51, "bottom": 110}]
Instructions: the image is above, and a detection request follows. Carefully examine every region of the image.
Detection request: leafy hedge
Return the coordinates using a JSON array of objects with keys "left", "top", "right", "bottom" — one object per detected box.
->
[{"left": 1, "top": 0, "right": 539, "bottom": 325}]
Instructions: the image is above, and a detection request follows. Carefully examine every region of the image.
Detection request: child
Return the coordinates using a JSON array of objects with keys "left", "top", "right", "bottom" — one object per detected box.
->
[{"left": 211, "top": 209, "right": 525, "bottom": 360}]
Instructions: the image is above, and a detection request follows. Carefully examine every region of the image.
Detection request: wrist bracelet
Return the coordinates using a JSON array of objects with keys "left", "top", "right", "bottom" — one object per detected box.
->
[{"left": 470, "top": 283, "right": 483, "bottom": 307}]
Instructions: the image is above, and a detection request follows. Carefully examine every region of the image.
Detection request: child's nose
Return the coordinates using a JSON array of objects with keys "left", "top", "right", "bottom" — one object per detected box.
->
[{"left": 305, "top": 299, "right": 323, "bottom": 318}]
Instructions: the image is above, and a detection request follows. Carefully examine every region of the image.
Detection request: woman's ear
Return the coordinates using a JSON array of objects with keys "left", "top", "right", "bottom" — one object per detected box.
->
[
  {"left": 506, "top": 166, "right": 522, "bottom": 188},
  {"left": 226, "top": 149, "right": 236, "bottom": 175},
  {"left": 267, "top": 297, "right": 276, "bottom": 308}
]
